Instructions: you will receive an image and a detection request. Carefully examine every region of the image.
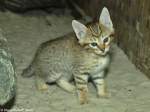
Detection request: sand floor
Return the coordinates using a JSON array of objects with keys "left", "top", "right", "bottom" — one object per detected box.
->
[{"left": 0, "top": 10, "right": 150, "bottom": 112}]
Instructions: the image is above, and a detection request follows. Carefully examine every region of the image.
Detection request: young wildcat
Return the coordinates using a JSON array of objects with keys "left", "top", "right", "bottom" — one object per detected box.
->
[{"left": 22, "top": 7, "right": 114, "bottom": 104}]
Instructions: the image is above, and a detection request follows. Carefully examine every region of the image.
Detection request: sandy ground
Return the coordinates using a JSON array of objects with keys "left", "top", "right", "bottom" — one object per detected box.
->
[{"left": 0, "top": 10, "right": 150, "bottom": 112}]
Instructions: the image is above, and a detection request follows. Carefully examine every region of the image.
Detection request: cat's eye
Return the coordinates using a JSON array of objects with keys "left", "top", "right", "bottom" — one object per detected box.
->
[
  {"left": 90, "top": 42, "right": 97, "bottom": 47},
  {"left": 90, "top": 42, "right": 98, "bottom": 48},
  {"left": 103, "top": 37, "right": 109, "bottom": 43}
]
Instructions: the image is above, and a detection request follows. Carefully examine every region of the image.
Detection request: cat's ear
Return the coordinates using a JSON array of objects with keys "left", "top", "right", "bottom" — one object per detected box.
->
[
  {"left": 72, "top": 20, "right": 87, "bottom": 40},
  {"left": 99, "top": 7, "right": 114, "bottom": 32}
]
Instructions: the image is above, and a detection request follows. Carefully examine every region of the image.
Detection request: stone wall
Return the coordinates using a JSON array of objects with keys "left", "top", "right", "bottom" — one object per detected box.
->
[{"left": 77, "top": 0, "right": 150, "bottom": 78}]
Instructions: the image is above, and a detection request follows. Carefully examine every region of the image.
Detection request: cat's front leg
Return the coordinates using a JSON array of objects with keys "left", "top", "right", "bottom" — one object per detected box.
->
[
  {"left": 74, "top": 74, "right": 89, "bottom": 104},
  {"left": 92, "top": 71, "right": 109, "bottom": 98}
]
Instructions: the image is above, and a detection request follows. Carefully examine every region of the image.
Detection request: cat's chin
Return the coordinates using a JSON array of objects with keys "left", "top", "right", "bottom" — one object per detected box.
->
[
  {"left": 95, "top": 51, "right": 108, "bottom": 56},
  {"left": 99, "top": 53, "right": 107, "bottom": 56}
]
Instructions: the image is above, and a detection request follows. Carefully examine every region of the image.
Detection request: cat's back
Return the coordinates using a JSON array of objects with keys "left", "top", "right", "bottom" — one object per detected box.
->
[
  {"left": 34, "top": 33, "right": 78, "bottom": 67},
  {"left": 39, "top": 33, "right": 76, "bottom": 54}
]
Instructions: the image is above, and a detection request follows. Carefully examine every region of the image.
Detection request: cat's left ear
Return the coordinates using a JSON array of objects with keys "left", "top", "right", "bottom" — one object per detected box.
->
[
  {"left": 72, "top": 20, "right": 87, "bottom": 40},
  {"left": 99, "top": 7, "right": 114, "bottom": 32}
]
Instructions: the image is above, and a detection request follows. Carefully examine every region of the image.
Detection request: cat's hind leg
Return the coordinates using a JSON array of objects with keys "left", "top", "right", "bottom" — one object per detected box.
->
[
  {"left": 56, "top": 78, "right": 76, "bottom": 93},
  {"left": 35, "top": 74, "right": 48, "bottom": 91}
]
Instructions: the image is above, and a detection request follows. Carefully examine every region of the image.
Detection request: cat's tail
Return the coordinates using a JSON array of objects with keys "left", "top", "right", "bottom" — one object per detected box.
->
[{"left": 21, "top": 64, "right": 34, "bottom": 78}]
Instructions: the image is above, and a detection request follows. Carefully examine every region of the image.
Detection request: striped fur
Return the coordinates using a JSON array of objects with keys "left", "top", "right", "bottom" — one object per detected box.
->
[{"left": 22, "top": 7, "right": 114, "bottom": 104}]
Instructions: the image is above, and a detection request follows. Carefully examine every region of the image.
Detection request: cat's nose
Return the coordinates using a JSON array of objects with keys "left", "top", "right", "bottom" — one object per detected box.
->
[
  {"left": 100, "top": 47, "right": 105, "bottom": 52},
  {"left": 98, "top": 44, "right": 105, "bottom": 52}
]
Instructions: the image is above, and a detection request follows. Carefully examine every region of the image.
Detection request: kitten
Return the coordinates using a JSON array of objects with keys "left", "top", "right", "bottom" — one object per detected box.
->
[{"left": 22, "top": 7, "right": 114, "bottom": 104}]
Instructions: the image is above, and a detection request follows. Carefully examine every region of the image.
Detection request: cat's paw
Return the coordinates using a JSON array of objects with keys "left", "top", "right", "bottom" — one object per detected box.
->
[
  {"left": 97, "top": 92, "right": 111, "bottom": 98},
  {"left": 67, "top": 85, "right": 76, "bottom": 94},
  {"left": 66, "top": 88, "right": 76, "bottom": 94},
  {"left": 79, "top": 98, "right": 88, "bottom": 105},
  {"left": 78, "top": 88, "right": 88, "bottom": 104},
  {"left": 37, "top": 83, "right": 48, "bottom": 91}
]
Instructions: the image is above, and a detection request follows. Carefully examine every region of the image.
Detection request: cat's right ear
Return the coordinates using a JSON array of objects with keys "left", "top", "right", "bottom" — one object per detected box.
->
[{"left": 72, "top": 20, "right": 87, "bottom": 40}]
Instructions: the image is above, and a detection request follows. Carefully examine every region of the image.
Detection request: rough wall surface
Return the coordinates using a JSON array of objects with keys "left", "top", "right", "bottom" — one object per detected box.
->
[{"left": 77, "top": 0, "right": 150, "bottom": 78}]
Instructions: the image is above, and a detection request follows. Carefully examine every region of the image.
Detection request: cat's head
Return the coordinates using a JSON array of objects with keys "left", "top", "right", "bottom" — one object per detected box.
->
[{"left": 72, "top": 7, "right": 114, "bottom": 56}]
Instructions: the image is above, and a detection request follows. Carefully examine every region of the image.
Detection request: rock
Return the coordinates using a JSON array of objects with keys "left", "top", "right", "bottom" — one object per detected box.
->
[
  {"left": 3, "top": 0, "right": 67, "bottom": 12},
  {"left": 0, "top": 30, "right": 16, "bottom": 106}
]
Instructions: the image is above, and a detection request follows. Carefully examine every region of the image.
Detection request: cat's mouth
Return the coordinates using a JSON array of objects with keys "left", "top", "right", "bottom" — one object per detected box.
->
[{"left": 96, "top": 46, "right": 110, "bottom": 56}]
